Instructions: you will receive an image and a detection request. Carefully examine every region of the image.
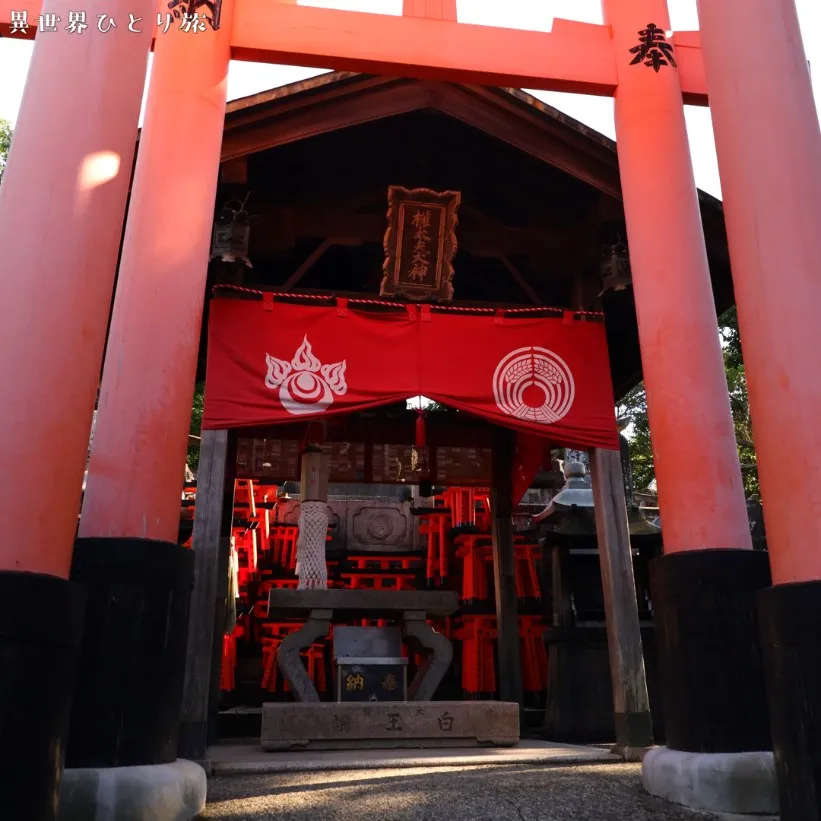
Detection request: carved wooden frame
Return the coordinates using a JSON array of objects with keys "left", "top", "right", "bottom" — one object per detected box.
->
[{"left": 380, "top": 186, "right": 461, "bottom": 302}]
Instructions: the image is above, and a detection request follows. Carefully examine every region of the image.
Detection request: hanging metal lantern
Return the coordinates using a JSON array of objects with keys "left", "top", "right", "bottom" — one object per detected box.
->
[
  {"left": 598, "top": 233, "right": 631, "bottom": 296},
  {"left": 210, "top": 198, "right": 252, "bottom": 268},
  {"left": 410, "top": 408, "right": 431, "bottom": 480}
]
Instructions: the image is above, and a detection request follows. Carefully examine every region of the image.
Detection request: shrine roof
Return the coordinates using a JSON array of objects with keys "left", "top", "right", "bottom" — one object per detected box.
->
[
  {"left": 220, "top": 70, "right": 723, "bottom": 212},
  {"left": 198, "top": 71, "right": 733, "bottom": 400}
]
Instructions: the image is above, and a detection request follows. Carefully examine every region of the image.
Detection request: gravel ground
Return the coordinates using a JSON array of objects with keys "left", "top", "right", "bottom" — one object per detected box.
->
[{"left": 199, "top": 762, "right": 714, "bottom": 821}]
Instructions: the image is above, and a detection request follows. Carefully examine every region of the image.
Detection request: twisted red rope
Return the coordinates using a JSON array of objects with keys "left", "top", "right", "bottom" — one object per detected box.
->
[{"left": 212, "top": 284, "right": 605, "bottom": 318}]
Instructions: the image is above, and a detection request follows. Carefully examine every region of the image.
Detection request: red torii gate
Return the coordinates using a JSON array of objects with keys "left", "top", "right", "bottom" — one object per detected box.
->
[
  {"left": 0, "top": 0, "right": 743, "bottom": 575},
  {"left": 0, "top": 1, "right": 711, "bottom": 101},
  {"left": 0, "top": 0, "right": 820, "bottom": 818}
]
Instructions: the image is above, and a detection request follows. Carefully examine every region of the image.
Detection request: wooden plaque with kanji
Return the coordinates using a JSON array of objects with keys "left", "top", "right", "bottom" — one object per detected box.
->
[{"left": 380, "top": 186, "right": 461, "bottom": 302}]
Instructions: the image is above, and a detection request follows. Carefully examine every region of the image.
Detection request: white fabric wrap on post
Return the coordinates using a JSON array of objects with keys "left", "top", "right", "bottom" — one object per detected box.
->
[{"left": 295, "top": 500, "right": 329, "bottom": 589}]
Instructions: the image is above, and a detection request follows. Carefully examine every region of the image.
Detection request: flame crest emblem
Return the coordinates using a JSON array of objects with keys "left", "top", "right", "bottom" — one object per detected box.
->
[{"left": 264, "top": 336, "right": 347, "bottom": 416}]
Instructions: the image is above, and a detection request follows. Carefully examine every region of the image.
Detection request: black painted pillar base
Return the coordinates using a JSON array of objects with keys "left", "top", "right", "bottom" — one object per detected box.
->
[
  {"left": 66, "top": 537, "right": 195, "bottom": 768},
  {"left": 0, "top": 570, "right": 86, "bottom": 821},
  {"left": 650, "top": 549, "right": 771, "bottom": 752},
  {"left": 759, "top": 581, "right": 821, "bottom": 821},
  {"left": 178, "top": 721, "right": 209, "bottom": 762}
]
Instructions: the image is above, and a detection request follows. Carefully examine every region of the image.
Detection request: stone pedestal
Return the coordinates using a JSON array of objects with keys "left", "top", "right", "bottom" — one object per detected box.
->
[
  {"left": 267, "top": 589, "right": 457, "bottom": 702},
  {"left": 642, "top": 747, "right": 778, "bottom": 815},
  {"left": 261, "top": 701, "right": 520, "bottom": 751},
  {"left": 57, "top": 760, "right": 206, "bottom": 821}
]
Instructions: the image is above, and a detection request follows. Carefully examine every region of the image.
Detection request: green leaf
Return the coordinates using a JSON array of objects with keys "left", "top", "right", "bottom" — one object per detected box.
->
[
  {"left": 0, "top": 119, "right": 13, "bottom": 181},
  {"left": 619, "top": 305, "right": 758, "bottom": 497}
]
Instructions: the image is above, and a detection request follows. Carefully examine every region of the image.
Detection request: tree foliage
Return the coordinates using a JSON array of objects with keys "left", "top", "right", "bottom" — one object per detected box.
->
[
  {"left": 616, "top": 382, "right": 654, "bottom": 492},
  {"left": 187, "top": 382, "right": 205, "bottom": 472},
  {"left": 720, "top": 307, "right": 759, "bottom": 495},
  {"left": 0, "top": 118, "right": 12, "bottom": 182},
  {"left": 619, "top": 307, "right": 759, "bottom": 497}
]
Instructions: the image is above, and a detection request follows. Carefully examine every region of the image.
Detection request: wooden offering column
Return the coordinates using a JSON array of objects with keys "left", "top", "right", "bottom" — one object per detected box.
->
[
  {"left": 589, "top": 448, "right": 653, "bottom": 753},
  {"left": 490, "top": 427, "right": 523, "bottom": 708}
]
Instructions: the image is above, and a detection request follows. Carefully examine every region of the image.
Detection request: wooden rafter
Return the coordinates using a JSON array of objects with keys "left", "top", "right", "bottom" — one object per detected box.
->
[
  {"left": 428, "top": 85, "right": 622, "bottom": 200},
  {"left": 221, "top": 82, "right": 434, "bottom": 162},
  {"left": 220, "top": 157, "right": 247, "bottom": 185},
  {"left": 496, "top": 254, "right": 543, "bottom": 307},
  {"left": 456, "top": 203, "right": 544, "bottom": 305},
  {"left": 281, "top": 237, "right": 363, "bottom": 290},
  {"left": 254, "top": 206, "right": 569, "bottom": 259}
]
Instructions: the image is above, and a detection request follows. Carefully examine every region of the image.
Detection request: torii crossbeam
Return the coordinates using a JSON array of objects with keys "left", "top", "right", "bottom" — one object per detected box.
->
[{"left": 0, "top": 1, "right": 709, "bottom": 102}]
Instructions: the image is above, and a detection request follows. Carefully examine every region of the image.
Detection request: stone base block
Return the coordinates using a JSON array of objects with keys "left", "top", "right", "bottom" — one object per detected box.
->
[
  {"left": 261, "top": 701, "right": 519, "bottom": 751},
  {"left": 642, "top": 746, "right": 778, "bottom": 815},
  {"left": 58, "top": 759, "right": 207, "bottom": 821}
]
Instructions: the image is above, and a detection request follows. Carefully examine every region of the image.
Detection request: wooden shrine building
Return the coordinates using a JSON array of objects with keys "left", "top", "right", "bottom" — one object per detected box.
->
[{"left": 175, "top": 70, "right": 736, "bottom": 753}]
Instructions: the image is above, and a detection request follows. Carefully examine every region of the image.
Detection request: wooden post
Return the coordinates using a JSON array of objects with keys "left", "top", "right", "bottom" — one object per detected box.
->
[
  {"left": 301, "top": 450, "right": 330, "bottom": 501},
  {"left": 179, "top": 429, "right": 232, "bottom": 760},
  {"left": 207, "top": 433, "right": 239, "bottom": 744},
  {"left": 491, "top": 427, "right": 523, "bottom": 707},
  {"left": 589, "top": 447, "right": 653, "bottom": 753}
]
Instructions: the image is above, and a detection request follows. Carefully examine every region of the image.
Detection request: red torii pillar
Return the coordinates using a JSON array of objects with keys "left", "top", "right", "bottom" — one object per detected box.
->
[
  {"left": 79, "top": 14, "right": 233, "bottom": 542},
  {"left": 0, "top": 2, "right": 154, "bottom": 817},
  {"left": 74, "top": 0, "right": 234, "bottom": 774},
  {"left": 602, "top": 0, "right": 770, "bottom": 756},
  {"left": 698, "top": 0, "right": 821, "bottom": 814}
]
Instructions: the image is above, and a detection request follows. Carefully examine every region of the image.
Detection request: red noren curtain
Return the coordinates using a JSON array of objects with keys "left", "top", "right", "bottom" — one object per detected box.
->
[{"left": 202, "top": 297, "right": 619, "bottom": 497}]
